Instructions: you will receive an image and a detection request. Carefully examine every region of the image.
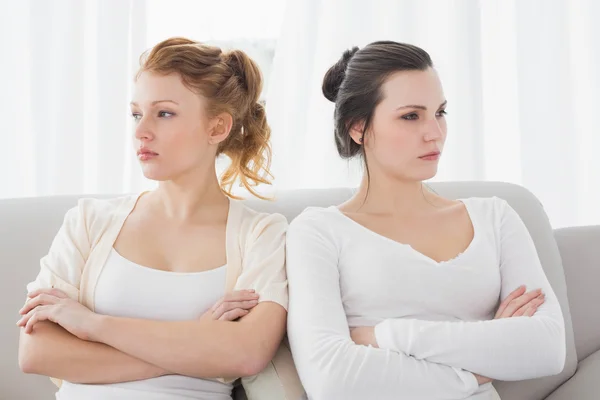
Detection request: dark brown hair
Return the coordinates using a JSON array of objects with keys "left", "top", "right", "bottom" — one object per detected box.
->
[
  {"left": 323, "top": 40, "right": 433, "bottom": 159},
  {"left": 138, "top": 37, "right": 272, "bottom": 199}
]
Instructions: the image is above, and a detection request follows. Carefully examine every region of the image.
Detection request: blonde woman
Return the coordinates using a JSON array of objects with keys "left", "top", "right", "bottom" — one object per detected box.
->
[{"left": 18, "top": 38, "right": 301, "bottom": 400}]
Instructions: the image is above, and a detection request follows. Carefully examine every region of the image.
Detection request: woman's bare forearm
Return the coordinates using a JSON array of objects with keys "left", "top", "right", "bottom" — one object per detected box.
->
[
  {"left": 19, "top": 322, "right": 169, "bottom": 384},
  {"left": 92, "top": 303, "right": 287, "bottom": 379}
]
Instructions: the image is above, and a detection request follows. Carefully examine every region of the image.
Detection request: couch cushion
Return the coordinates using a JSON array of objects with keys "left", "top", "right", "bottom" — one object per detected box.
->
[
  {"left": 0, "top": 196, "right": 84, "bottom": 399},
  {"left": 545, "top": 350, "right": 600, "bottom": 400},
  {"left": 554, "top": 226, "right": 600, "bottom": 361}
]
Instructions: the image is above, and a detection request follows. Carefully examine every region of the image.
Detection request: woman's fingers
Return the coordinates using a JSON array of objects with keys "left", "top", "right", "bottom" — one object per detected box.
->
[
  {"left": 208, "top": 290, "right": 260, "bottom": 320},
  {"left": 498, "top": 288, "right": 543, "bottom": 319},
  {"left": 212, "top": 300, "right": 258, "bottom": 319},
  {"left": 502, "top": 289, "right": 543, "bottom": 317},
  {"left": 20, "top": 293, "right": 60, "bottom": 315},
  {"left": 17, "top": 305, "right": 40, "bottom": 328},
  {"left": 27, "top": 288, "right": 69, "bottom": 299},
  {"left": 18, "top": 305, "right": 53, "bottom": 333},
  {"left": 495, "top": 286, "right": 526, "bottom": 318},
  {"left": 223, "top": 290, "right": 259, "bottom": 303},
  {"left": 523, "top": 303, "right": 541, "bottom": 317},
  {"left": 218, "top": 308, "right": 250, "bottom": 321},
  {"left": 210, "top": 290, "right": 259, "bottom": 313},
  {"left": 24, "top": 308, "right": 49, "bottom": 333},
  {"left": 512, "top": 294, "right": 545, "bottom": 317}
]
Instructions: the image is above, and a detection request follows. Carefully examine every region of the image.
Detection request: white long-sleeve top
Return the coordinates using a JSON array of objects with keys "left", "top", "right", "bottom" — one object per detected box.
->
[{"left": 285, "top": 196, "right": 566, "bottom": 400}]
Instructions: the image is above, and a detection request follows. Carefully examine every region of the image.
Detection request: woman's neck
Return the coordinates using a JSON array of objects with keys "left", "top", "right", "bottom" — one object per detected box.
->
[
  {"left": 348, "top": 172, "right": 437, "bottom": 216},
  {"left": 154, "top": 165, "right": 229, "bottom": 222}
]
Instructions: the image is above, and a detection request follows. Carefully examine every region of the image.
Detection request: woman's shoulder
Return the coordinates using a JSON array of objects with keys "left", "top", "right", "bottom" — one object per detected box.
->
[
  {"left": 287, "top": 206, "right": 345, "bottom": 238},
  {"left": 460, "top": 195, "right": 509, "bottom": 214},
  {"left": 291, "top": 205, "right": 340, "bottom": 224},
  {"left": 72, "top": 193, "right": 141, "bottom": 222},
  {"left": 232, "top": 200, "right": 289, "bottom": 239},
  {"left": 76, "top": 193, "right": 141, "bottom": 214},
  {"left": 63, "top": 193, "right": 142, "bottom": 235},
  {"left": 460, "top": 196, "right": 517, "bottom": 235}
]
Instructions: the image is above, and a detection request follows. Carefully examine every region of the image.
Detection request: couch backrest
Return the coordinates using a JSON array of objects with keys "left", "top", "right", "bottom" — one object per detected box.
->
[
  {"left": 0, "top": 181, "right": 577, "bottom": 400},
  {"left": 554, "top": 226, "right": 600, "bottom": 362}
]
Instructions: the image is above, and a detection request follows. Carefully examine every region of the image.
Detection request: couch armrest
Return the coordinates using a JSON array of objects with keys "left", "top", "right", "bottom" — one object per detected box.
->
[{"left": 554, "top": 225, "right": 600, "bottom": 361}]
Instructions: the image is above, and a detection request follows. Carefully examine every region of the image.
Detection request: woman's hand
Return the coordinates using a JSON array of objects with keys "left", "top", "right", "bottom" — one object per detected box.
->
[
  {"left": 495, "top": 285, "right": 545, "bottom": 319},
  {"left": 350, "top": 326, "right": 378, "bottom": 347},
  {"left": 203, "top": 289, "right": 260, "bottom": 321},
  {"left": 17, "top": 288, "right": 100, "bottom": 341},
  {"left": 475, "top": 285, "right": 546, "bottom": 384}
]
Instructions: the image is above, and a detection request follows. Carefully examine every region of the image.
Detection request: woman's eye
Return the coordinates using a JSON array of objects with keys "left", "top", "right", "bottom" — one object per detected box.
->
[
  {"left": 158, "top": 111, "right": 174, "bottom": 118},
  {"left": 402, "top": 113, "right": 419, "bottom": 121},
  {"left": 437, "top": 109, "right": 448, "bottom": 117},
  {"left": 131, "top": 113, "right": 142, "bottom": 121}
]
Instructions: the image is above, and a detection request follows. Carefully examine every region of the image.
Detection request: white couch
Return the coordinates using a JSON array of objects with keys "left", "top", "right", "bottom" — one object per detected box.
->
[{"left": 1, "top": 182, "right": 599, "bottom": 399}]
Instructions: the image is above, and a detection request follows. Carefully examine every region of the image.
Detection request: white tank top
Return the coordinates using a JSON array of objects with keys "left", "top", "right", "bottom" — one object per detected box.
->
[{"left": 56, "top": 248, "right": 232, "bottom": 400}]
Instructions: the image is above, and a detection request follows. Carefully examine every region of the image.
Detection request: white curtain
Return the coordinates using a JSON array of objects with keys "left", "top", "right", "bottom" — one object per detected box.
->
[
  {"left": 2, "top": 0, "right": 599, "bottom": 228},
  {"left": 1, "top": 0, "right": 152, "bottom": 198},
  {"left": 266, "top": 0, "right": 600, "bottom": 228}
]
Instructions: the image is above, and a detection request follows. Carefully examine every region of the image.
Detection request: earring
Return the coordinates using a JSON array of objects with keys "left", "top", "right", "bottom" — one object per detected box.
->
[{"left": 359, "top": 136, "right": 364, "bottom": 143}]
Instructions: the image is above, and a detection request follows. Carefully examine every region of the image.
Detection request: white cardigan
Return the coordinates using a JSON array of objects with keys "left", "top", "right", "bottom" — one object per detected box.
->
[{"left": 27, "top": 192, "right": 304, "bottom": 400}]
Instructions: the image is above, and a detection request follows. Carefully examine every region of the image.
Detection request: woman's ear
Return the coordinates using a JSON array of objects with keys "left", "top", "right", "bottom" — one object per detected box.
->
[
  {"left": 208, "top": 112, "right": 233, "bottom": 145},
  {"left": 349, "top": 121, "right": 366, "bottom": 145}
]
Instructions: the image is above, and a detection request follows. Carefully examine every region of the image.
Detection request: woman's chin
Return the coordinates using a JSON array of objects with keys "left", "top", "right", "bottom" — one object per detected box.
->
[
  {"left": 409, "top": 169, "right": 438, "bottom": 183},
  {"left": 139, "top": 167, "right": 171, "bottom": 182}
]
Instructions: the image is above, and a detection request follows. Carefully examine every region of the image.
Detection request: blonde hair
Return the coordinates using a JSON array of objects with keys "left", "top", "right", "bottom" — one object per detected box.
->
[{"left": 137, "top": 37, "right": 272, "bottom": 199}]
